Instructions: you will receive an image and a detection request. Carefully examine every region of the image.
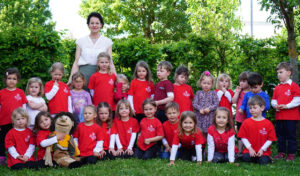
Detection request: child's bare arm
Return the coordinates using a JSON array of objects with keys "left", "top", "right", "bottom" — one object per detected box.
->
[
  {"left": 232, "top": 86, "right": 241, "bottom": 104},
  {"left": 155, "top": 95, "right": 174, "bottom": 106},
  {"left": 144, "top": 136, "right": 164, "bottom": 144}
]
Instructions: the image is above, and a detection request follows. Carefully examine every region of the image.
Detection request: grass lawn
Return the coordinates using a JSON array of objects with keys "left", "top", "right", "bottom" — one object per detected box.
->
[{"left": 0, "top": 155, "right": 299, "bottom": 176}]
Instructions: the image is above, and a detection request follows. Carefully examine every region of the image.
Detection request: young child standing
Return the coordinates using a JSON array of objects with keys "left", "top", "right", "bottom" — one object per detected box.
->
[
  {"left": 0, "top": 68, "right": 28, "bottom": 165},
  {"left": 193, "top": 71, "right": 219, "bottom": 138},
  {"left": 113, "top": 99, "right": 139, "bottom": 158},
  {"left": 272, "top": 62, "right": 300, "bottom": 161},
  {"left": 215, "top": 73, "right": 234, "bottom": 118},
  {"left": 154, "top": 61, "right": 174, "bottom": 123},
  {"left": 173, "top": 66, "right": 194, "bottom": 114},
  {"left": 25, "top": 77, "right": 47, "bottom": 129},
  {"left": 96, "top": 102, "right": 117, "bottom": 160},
  {"left": 114, "top": 74, "right": 129, "bottom": 103},
  {"left": 238, "top": 95, "right": 277, "bottom": 165},
  {"left": 128, "top": 61, "right": 155, "bottom": 123},
  {"left": 45, "top": 62, "right": 72, "bottom": 115},
  {"left": 239, "top": 72, "right": 270, "bottom": 118},
  {"left": 5, "top": 108, "right": 35, "bottom": 170},
  {"left": 232, "top": 71, "right": 250, "bottom": 154},
  {"left": 207, "top": 107, "right": 235, "bottom": 163},
  {"left": 74, "top": 105, "right": 104, "bottom": 164},
  {"left": 33, "top": 111, "right": 57, "bottom": 168},
  {"left": 161, "top": 102, "right": 180, "bottom": 159},
  {"left": 134, "top": 99, "right": 164, "bottom": 160},
  {"left": 169, "top": 111, "right": 206, "bottom": 165},
  {"left": 70, "top": 72, "right": 92, "bottom": 123},
  {"left": 89, "top": 52, "right": 116, "bottom": 111}
]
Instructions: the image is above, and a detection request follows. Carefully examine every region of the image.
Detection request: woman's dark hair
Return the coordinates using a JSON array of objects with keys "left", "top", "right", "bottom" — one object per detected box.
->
[{"left": 87, "top": 12, "right": 104, "bottom": 26}]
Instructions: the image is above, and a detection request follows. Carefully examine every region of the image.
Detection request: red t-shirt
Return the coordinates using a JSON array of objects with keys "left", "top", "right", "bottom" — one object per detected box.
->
[
  {"left": 154, "top": 80, "right": 173, "bottom": 110},
  {"left": 216, "top": 89, "right": 234, "bottom": 118},
  {"left": 207, "top": 126, "right": 235, "bottom": 153},
  {"left": 36, "top": 130, "right": 51, "bottom": 160},
  {"left": 137, "top": 117, "right": 164, "bottom": 151},
  {"left": 128, "top": 79, "right": 155, "bottom": 114},
  {"left": 99, "top": 122, "right": 117, "bottom": 150},
  {"left": 45, "top": 80, "right": 70, "bottom": 114},
  {"left": 73, "top": 122, "right": 103, "bottom": 156},
  {"left": 163, "top": 120, "right": 178, "bottom": 146},
  {"left": 173, "top": 84, "right": 194, "bottom": 113},
  {"left": 272, "top": 82, "right": 300, "bottom": 120},
  {"left": 0, "top": 88, "right": 27, "bottom": 125},
  {"left": 5, "top": 128, "right": 35, "bottom": 167},
  {"left": 172, "top": 128, "right": 206, "bottom": 149},
  {"left": 114, "top": 117, "right": 140, "bottom": 149},
  {"left": 237, "top": 118, "right": 277, "bottom": 156},
  {"left": 88, "top": 72, "right": 116, "bottom": 110}
]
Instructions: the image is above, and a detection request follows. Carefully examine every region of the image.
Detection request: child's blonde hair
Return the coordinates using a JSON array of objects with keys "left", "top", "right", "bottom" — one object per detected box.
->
[
  {"left": 84, "top": 105, "right": 97, "bottom": 114},
  {"left": 116, "top": 74, "right": 129, "bottom": 89},
  {"left": 96, "top": 102, "right": 113, "bottom": 128},
  {"left": 25, "top": 77, "right": 44, "bottom": 97},
  {"left": 97, "top": 52, "right": 112, "bottom": 74},
  {"left": 157, "top": 61, "right": 173, "bottom": 72},
  {"left": 197, "top": 71, "right": 215, "bottom": 88},
  {"left": 212, "top": 107, "right": 233, "bottom": 132},
  {"left": 216, "top": 73, "right": 232, "bottom": 89},
  {"left": 133, "top": 61, "right": 153, "bottom": 84},
  {"left": 165, "top": 101, "right": 179, "bottom": 112},
  {"left": 11, "top": 108, "right": 29, "bottom": 127},
  {"left": 49, "top": 62, "right": 64, "bottom": 74},
  {"left": 115, "top": 99, "right": 134, "bottom": 119},
  {"left": 178, "top": 111, "right": 197, "bottom": 137}
]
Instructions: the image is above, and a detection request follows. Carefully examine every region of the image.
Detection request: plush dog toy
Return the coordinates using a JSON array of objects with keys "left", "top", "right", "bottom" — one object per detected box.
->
[{"left": 44, "top": 112, "right": 82, "bottom": 169}]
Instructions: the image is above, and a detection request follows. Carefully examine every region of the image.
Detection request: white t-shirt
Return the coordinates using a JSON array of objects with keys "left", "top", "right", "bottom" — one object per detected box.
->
[
  {"left": 26, "top": 95, "right": 46, "bottom": 126},
  {"left": 76, "top": 35, "right": 113, "bottom": 66}
]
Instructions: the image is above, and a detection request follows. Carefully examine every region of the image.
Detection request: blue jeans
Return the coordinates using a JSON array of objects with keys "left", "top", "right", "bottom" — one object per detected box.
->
[{"left": 242, "top": 153, "right": 271, "bottom": 165}]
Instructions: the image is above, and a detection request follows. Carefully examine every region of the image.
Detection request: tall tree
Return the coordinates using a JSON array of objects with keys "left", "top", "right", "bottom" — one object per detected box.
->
[
  {"left": 185, "top": 0, "right": 242, "bottom": 74},
  {"left": 79, "top": 0, "right": 191, "bottom": 41},
  {"left": 259, "top": 0, "right": 299, "bottom": 83}
]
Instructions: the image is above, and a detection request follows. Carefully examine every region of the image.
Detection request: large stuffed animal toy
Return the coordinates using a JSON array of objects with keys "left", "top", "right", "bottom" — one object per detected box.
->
[{"left": 44, "top": 112, "right": 82, "bottom": 169}]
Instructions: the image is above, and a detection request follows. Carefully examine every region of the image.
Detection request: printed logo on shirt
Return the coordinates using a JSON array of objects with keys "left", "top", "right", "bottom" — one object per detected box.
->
[
  {"left": 183, "top": 91, "right": 190, "bottom": 97},
  {"left": 173, "top": 129, "right": 177, "bottom": 134},
  {"left": 25, "top": 135, "right": 30, "bottom": 142},
  {"left": 89, "top": 132, "right": 96, "bottom": 141},
  {"left": 107, "top": 128, "right": 111, "bottom": 134},
  {"left": 159, "top": 87, "right": 165, "bottom": 90},
  {"left": 14, "top": 94, "right": 21, "bottom": 101},
  {"left": 109, "top": 79, "right": 114, "bottom": 85},
  {"left": 146, "top": 86, "right": 151, "bottom": 93},
  {"left": 285, "top": 89, "right": 291, "bottom": 96},
  {"left": 259, "top": 128, "right": 267, "bottom": 135},
  {"left": 147, "top": 125, "right": 155, "bottom": 132},
  {"left": 127, "top": 127, "right": 132, "bottom": 134},
  {"left": 64, "top": 87, "right": 69, "bottom": 94}
]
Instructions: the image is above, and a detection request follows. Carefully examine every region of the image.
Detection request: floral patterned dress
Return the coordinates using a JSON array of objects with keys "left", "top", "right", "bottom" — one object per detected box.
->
[{"left": 193, "top": 90, "right": 219, "bottom": 133}]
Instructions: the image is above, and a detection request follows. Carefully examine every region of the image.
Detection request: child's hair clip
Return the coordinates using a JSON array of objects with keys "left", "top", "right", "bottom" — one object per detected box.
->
[{"left": 204, "top": 71, "right": 210, "bottom": 76}]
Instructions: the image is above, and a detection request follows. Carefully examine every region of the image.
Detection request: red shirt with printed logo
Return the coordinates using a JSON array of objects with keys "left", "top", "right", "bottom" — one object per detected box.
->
[
  {"left": 114, "top": 117, "right": 139, "bottom": 149},
  {"left": 36, "top": 130, "right": 51, "bottom": 160},
  {"left": 154, "top": 80, "right": 173, "bottom": 110},
  {"left": 208, "top": 125, "right": 236, "bottom": 153},
  {"left": 99, "top": 122, "right": 117, "bottom": 150},
  {"left": 163, "top": 120, "right": 178, "bottom": 145},
  {"left": 173, "top": 84, "right": 194, "bottom": 114},
  {"left": 237, "top": 118, "right": 277, "bottom": 156},
  {"left": 128, "top": 79, "right": 155, "bottom": 114},
  {"left": 0, "top": 88, "right": 27, "bottom": 125},
  {"left": 5, "top": 128, "right": 35, "bottom": 167},
  {"left": 73, "top": 122, "right": 103, "bottom": 156},
  {"left": 272, "top": 82, "right": 300, "bottom": 120},
  {"left": 45, "top": 80, "right": 70, "bottom": 114},
  {"left": 172, "top": 128, "right": 206, "bottom": 149},
  {"left": 137, "top": 117, "right": 164, "bottom": 151},
  {"left": 88, "top": 72, "right": 116, "bottom": 110},
  {"left": 215, "top": 89, "right": 234, "bottom": 118}
]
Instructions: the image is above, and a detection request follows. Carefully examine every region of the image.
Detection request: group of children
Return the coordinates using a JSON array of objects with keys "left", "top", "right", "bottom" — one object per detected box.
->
[{"left": 0, "top": 51, "right": 299, "bottom": 170}]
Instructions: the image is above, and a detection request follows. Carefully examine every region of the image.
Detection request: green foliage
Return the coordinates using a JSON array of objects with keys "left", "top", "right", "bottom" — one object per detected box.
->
[{"left": 79, "top": 0, "right": 192, "bottom": 42}]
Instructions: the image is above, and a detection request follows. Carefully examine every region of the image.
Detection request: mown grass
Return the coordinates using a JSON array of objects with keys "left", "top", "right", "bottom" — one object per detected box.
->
[{"left": 0, "top": 156, "right": 299, "bottom": 176}]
